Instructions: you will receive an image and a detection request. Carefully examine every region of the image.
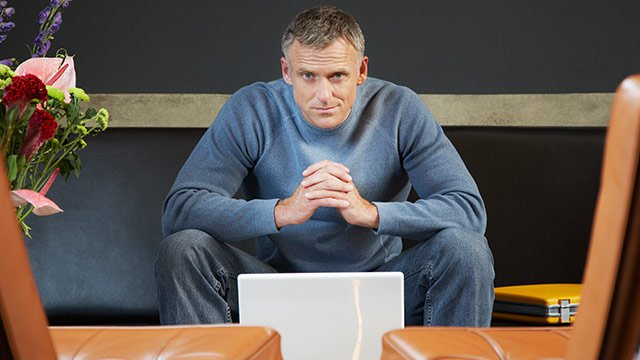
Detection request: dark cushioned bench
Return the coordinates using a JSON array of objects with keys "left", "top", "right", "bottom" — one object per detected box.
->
[{"left": 25, "top": 126, "right": 605, "bottom": 325}]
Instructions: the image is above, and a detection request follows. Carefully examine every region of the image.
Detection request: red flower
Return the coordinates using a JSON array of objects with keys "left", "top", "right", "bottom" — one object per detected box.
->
[
  {"left": 2, "top": 74, "right": 48, "bottom": 108},
  {"left": 38, "top": 112, "right": 58, "bottom": 141},
  {"left": 21, "top": 109, "right": 58, "bottom": 160}
]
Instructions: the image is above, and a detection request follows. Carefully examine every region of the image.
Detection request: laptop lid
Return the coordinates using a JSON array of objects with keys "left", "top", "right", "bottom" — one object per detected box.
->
[{"left": 238, "top": 272, "right": 404, "bottom": 360}]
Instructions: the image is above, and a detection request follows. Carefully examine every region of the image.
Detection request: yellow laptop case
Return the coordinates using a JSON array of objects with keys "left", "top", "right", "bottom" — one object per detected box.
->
[{"left": 492, "top": 283, "right": 581, "bottom": 324}]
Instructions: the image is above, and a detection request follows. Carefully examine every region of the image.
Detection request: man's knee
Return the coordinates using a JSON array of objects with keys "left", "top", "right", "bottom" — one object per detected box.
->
[
  {"left": 430, "top": 227, "right": 494, "bottom": 279},
  {"left": 156, "top": 229, "right": 222, "bottom": 270}
]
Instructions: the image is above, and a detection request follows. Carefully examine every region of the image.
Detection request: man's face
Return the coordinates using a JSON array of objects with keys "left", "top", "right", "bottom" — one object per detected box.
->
[{"left": 281, "top": 39, "right": 368, "bottom": 129}]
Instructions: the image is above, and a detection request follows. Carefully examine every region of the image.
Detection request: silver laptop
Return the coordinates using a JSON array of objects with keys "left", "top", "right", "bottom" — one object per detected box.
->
[{"left": 238, "top": 272, "right": 404, "bottom": 360}]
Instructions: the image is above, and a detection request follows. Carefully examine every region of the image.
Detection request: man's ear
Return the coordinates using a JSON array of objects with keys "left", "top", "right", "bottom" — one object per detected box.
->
[
  {"left": 281, "top": 57, "right": 293, "bottom": 85},
  {"left": 357, "top": 56, "right": 369, "bottom": 85}
]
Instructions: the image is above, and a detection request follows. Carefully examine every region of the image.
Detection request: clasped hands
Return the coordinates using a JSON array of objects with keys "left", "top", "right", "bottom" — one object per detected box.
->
[{"left": 274, "top": 160, "right": 379, "bottom": 229}]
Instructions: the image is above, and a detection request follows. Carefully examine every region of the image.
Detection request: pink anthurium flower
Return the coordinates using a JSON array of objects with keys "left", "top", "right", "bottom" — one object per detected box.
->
[
  {"left": 15, "top": 56, "right": 76, "bottom": 102},
  {"left": 10, "top": 169, "right": 63, "bottom": 216},
  {"left": 11, "top": 190, "right": 63, "bottom": 216}
]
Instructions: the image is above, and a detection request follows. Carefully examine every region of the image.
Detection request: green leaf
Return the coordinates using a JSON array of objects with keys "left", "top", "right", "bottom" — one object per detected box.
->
[
  {"left": 17, "top": 104, "right": 36, "bottom": 127},
  {"left": 58, "top": 158, "right": 72, "bottom": 180},
  {"left": 16, "top": 154, "right": 26, "bottom": 174},
  {"left": 6, "top": 105, "right": 20, "bottom": 124},
  {"left": 68, "top": 152, "right": 83, "bottom": 178},
  {"left": 6, "top": 154, "right": 17, "bottom": 182},
  {"left": 84, "top": 108, "right": 98, "bottom": 119}
]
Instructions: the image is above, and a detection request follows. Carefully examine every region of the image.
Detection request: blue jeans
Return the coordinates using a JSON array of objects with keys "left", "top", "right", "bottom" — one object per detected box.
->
[{"left": 155, "top": 228, "right": 494, "bottom": 326}]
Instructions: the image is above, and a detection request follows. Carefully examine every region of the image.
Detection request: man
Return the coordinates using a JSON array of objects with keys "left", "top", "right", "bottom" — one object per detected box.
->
[{"left": 157, "top": 5, "right": 494, "bottom": 327}]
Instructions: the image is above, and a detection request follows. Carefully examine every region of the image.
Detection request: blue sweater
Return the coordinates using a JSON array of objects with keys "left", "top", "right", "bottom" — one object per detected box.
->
[{"left": 162, "top": 78, "right": 486, "bottom": 272}]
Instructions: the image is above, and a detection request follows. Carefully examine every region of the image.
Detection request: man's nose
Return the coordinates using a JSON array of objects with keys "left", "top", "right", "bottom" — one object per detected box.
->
[{"left": 315, "top": 78, "right": 333, "bottom": 103}]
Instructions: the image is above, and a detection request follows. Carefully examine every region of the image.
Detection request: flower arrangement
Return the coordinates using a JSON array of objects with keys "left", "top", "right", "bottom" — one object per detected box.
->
[{"left": 0, "top": 0, "right": 109, "bottom": 236}]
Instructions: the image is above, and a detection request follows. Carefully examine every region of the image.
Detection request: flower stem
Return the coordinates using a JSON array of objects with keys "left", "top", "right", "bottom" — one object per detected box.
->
[{"left": 17, "top": 205, "right": 33, "bottom": 222}]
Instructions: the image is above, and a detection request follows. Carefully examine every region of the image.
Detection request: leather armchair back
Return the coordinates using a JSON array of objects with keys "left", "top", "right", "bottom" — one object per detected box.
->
[
  {"left": 567, "top": 75, "right": 640, "bottom": 360},
  {"left": 0, "top": 157, "right": 57, "bottom": 358}
]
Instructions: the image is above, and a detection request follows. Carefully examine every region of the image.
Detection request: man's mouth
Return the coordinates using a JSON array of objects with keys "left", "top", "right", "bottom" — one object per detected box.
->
[{"left": 314, "top": 106, "right": 337, "bottom": 113}]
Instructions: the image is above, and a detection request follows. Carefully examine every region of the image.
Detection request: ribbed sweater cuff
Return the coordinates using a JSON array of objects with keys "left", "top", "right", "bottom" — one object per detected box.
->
[
  {"left": 371, "top": 201, "right": 399, "bottom": 235},
  {"left": 252, "top": 198, "right": 281, "bottom": 235}
]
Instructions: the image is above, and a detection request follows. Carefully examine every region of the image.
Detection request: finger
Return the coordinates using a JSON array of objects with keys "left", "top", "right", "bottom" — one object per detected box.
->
[
  {"left": 309, "top": 197, "right": 350, "bottom": 208},
  {"left": 302, "top": 166, "right": 352, "bottom": 186},
  {"left": 303, "top": 176, "right": 354, "bottom": 192},
  {"left": 304, "top": 188, "right": 349, "bottom": 200},
  {"left": 302, "top": 160, "right": 350, "bottom": 177}
]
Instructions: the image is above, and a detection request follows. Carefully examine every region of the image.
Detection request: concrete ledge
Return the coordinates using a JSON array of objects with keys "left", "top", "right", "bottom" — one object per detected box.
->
[{"left": 87, "top": 93, "right": 613, "bottom": 128}]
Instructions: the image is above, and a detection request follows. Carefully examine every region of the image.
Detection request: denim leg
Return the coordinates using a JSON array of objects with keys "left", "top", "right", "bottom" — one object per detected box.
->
[
  {"left": 376, "top": 227, "right": 495, "bottom": 327},
  {"left": 154, "top": 229, "right": 276, "bottom": 325}
]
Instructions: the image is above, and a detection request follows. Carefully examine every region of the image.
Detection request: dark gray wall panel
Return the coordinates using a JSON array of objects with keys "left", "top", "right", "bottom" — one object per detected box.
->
[{"left": 2, "top": 1, "right": 639, "bottom": 93}]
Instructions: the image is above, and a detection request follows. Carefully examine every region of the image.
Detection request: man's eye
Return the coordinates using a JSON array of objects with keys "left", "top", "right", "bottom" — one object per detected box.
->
[
  {"left": 302, "top": 73, "right": 313, "bottom": 79},
  {"left": 334, "top": 73, "right": 344, "bottom": 79}
]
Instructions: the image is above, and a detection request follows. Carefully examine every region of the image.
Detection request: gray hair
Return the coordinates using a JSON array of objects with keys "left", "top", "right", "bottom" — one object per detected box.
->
[{"left": 281, "top": 6, "right": 365, "bottom": 58}]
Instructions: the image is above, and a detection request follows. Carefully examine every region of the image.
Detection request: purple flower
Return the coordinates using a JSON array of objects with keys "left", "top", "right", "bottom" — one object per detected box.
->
[
  {"left": 0, "top": 21, "right": 14, "bottom": 32},
  {"left": 0, "top": 58, "right": 14, "bottom": 66},
  {"left": 2, "top": 7, "right": 14, "bottom": 17},
  {"left": 38, "top": 39, "right": 51, "bottom": 53},
  {"left": 27, "top": 0, "right": 73, "bottom": 57},
  {"left": 37, "top": 7, "right": 51, "bottom": 24},
  {"left": 0, "top": 1, "right": 13, "bottom": 43},
  {"left": 33, "top": 46, "right": 48, "bottom": 58},
  {"left": 32, "top": 31, "right": 52, "bottom": 57},
  {"left": 34, "top": 30, "right": 45, "bottom": 43},
  {"left": 49, "top": 11, "right": 62, "bottom": 32}
]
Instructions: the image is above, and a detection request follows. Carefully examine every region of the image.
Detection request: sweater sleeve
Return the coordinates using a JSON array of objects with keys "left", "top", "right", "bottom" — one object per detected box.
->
[
  {"left": 161, "top": 85, "right": 280, "bottom": 241},
  {"left": 373, "top": 89, "right": 487, "bottom": 240}
]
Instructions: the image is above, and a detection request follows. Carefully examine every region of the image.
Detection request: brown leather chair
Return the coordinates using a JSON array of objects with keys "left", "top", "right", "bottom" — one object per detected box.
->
[
  {"left": 0, "top": 161, "right": 282, "bottom": 359},
  {"left": 381, "top": 75, "right": 640, "bottom": 360}
]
